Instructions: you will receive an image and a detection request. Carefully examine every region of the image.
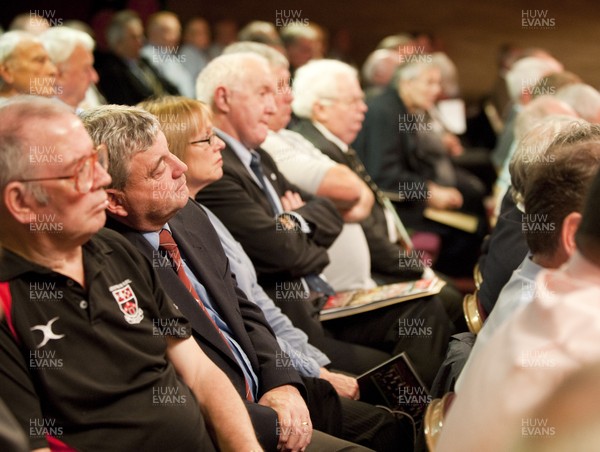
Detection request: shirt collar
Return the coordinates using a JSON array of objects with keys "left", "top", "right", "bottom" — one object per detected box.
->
[
  {"left": 142, "top": 223, "right": 172, "bottom": 250},
  {"left": 215, "top": 128, "right": 254, "bottom": 168},
  {"left": 312, "top": 121, "right": 348, "bottom": 152}
]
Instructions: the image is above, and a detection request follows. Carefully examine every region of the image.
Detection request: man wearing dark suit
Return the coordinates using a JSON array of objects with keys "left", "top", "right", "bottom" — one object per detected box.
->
[
  {"left": 95, "top": 10, "right": 179, "bottom": 105},
  {"left": 84, "top": 104, "right": 405, "bottom": 451},
  {"left": 195, "top": 52, "right": 452, "bottom": 388},
  {"left": 350, "top": 60, "right": 485, "bottom": 277}
]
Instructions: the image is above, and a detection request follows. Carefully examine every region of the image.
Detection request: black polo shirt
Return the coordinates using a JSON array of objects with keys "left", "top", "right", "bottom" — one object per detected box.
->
[{"left": 0, "top": 228, "right": 214, "bottom": 451}]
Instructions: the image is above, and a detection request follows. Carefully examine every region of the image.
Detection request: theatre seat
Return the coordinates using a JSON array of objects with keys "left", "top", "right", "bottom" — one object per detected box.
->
[{"left": 424, "top": 391, "right": 455, "bottom": 451}]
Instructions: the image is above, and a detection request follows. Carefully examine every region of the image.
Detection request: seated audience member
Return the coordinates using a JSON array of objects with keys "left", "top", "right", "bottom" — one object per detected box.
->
[
  {"left": 0, "top": 31, "right": 57, "bottom": 99},
  {"left": 85, "top": 103, "right": 401, "bottom": 451},
  {"left": 479, "top": 98, "right": 578, "bottom": 315},
  {"left": 139, "top": 95, "right": 361, "bottom": 400},
  {"left": 491, "top": 55, "right": 563, "bottom": 169},
  {"left": 237, "top": 21, "right": 285, "bottom": 51},
  {"left": 179, "top": 17, "right": 211, "bottom": 81},
  {"left": 195, "top": 52, "right": 451, "bottom": 387},
  {"left": 141, "top": 12, "right": 196, "bottom": 98},
  {"left": 208, "top": 18, "right": 238, "bottom": 59},
  {"left": 555, "top": 83, "right": 600, "bottom": 123},
  {"left": 361, "top": 48, "right": 399, "bottom": 99},
  {"left": 436, "top": 144, "right": 600, "bottom": 452},
  {"left": 41, "top": 26, "right": 99, "bottom": 110},
  {"left": 493, "top": 95, "right": 577, "bottom": 213},
  {"left": 225, "top": 42, "right": 377, "bottom": 292},
  {"left": 0, "top": 96, "right": 260, "bottom": 451},
  {"left": 280, "top": 23, "right": 319, "bottom": 75},
  {"left": 352, "top": 59, "right": 486, "bottom": 277},
  {"left": 460, "top": 119, "right": 597, "bottom": 384},
  {"left": 8, "top": 13, "right": 50, "bottom": 35},
  {"left": 95, "top": 10, "right": 178, "bottom": 105}
]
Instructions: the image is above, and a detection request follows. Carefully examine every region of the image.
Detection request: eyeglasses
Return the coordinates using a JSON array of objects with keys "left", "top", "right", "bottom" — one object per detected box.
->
[
  {"left": 16, "top": 145, "right": 109, "bottom": 194},
  {"left": 190, "top": 133, "right": 218, "bottom": 146}
]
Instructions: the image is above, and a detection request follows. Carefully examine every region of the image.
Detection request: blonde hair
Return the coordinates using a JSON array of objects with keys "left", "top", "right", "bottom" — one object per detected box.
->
[{"left": 138, "top": 96, "right": 212, "bottom": 162}]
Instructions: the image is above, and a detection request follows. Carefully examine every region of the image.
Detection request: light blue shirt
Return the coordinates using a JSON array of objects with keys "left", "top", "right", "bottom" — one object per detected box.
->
[
  {"left": 143, "top": 224, "right": 259, "bottom": 399},
  {"left": 202, "top": 206, "right": 330, "bottom": 377}
]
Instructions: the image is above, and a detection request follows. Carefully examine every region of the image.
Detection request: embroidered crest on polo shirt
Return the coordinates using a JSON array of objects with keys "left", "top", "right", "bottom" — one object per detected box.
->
[
  {"left": 109, "top": 279, "right": 144, "bottom": 324},
  {"left": 30, "top": 317, "right": 65, "bottom": 348}
]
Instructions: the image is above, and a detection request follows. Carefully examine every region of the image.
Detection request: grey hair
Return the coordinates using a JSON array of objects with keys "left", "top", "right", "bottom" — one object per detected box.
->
[
  {"left": 509, "top": 116, "right": 587, "bottom": 205},
  {"left": 223, "top": 41, "right": 289, "bottom": 69},
  {"left": 361, "top": 49, "right": 398, "bottom": 87},
  {"left": 0, "top": 96, "right": 73, "bottom": 197},
  {"left": 505, "top": 56, "right": 563, "bottom": 103},
  {"left": 514, "top": 95, "right": 576, "bottom": 142},
  {"left": 80, "top": 105, "right": 160, "bottom": 190},
  {"left": 292, "top": 59, "right": 358, "bottom": 119},
  {"left": 41, "top": 26, "right": 95, "bottom": 64},
  {"left": 556, "top": 83, "right": 600, "bottom": 123},
  {"left": 105, "top": 10, "right": 141, "bottom": 50},
  {"left": 0, "top": 31, "right": 39, "bottom": 90},
  {"left": 280, "top": 23, "right": 318, "bottom": 46},
  {"left": 196, "top": 53, "right": 270, "bottom": 106}
]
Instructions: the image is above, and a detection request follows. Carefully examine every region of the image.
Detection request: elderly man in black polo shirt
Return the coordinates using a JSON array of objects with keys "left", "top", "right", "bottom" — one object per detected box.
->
[{"left": 0, "top": 96, "right": 261, "bottom": 451}]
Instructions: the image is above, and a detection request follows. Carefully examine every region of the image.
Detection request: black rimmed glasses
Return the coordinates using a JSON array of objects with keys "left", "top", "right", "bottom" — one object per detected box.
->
[
  {"left": 16, "top": 145, "right": 109, "bottom": 194},
  {"left": 190, "top": 132, "right": 218, "bottom": 146}
]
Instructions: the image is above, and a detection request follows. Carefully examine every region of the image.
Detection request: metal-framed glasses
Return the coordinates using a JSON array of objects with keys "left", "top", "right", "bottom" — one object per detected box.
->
[
  {"left": 16, "top": 145, "right": 109, "bottom": 194},
  {"left": 190, "top": 132, "right": 218, "bottom": 146}
]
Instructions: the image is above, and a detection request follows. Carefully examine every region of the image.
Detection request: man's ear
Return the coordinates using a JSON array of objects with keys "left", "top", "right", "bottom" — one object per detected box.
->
[
  {"left": 213, "top": 86, "right": 230, "bottom": 113},
  {"left": 312, "top": 101, "right": 328, "bottom": 123},
  {"left": 0, "top": 63, "right": 14, "bottom": 85},
  {"left": 3, "top": 182, "right": 37, "bottom": 225},
  {"left": 106, "top": 189, "right": 128, "bottom": 218},
  {"left": 561, "top": 211, "right": 582, "bottom": 257}
]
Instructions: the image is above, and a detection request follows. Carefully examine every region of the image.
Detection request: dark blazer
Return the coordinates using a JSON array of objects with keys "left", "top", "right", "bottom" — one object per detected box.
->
[
  {"left": 94, "top": 51, "right": 179, "bottom": 106},
  {"left": 292, "top": 119, "right": 422, "bottom": 280},
  {"left": 106, "top": 200, "right": 304, "bottom": 449},
  {"left": 195, "top": 145, "right": 343, "bottom": 286}
]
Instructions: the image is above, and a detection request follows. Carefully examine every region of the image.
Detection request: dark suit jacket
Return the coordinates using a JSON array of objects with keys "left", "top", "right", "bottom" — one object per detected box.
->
[
  {"left": 195, "top": 145, "right": 343, "bottom": 288},
  {"left": 478, "top": 190, "right": 529, "bottom": 314},
  {"left": 106, "top": 200, "right": 304, "bottom": 449},
  {"left": 94, "top": 51, "right": 179, "bottom": 106},
  {"left": 292, "top": 119, "right": 422, "bottom": 280}
]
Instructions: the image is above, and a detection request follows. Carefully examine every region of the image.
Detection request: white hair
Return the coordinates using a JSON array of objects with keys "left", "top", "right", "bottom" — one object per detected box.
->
[
  {"left": 223, "top": 41, "right": 288, "bottom": 69},
  {"left": 0, "top": 31, "right": 38, "bottom": 64},
  {"left": 41, "top": 26, "right": 95, "bottom": 64},
  {"left": 292, "top": 59, "right": 358, "bottom": 119},
  {"left": 361, "top": 49, "right": 398, "bottom": 86},
  {"left": 556, "top": 83, "right": 600, "bottom": 123},
  {"left": 514, "top": 95, "right": 576, "bottom": 141},
  {"left": 505, "top": 56, "right": 563, "bottom": 103},
  {"left": 196, "top": 53, "right": 270, "bottom": 106},
  {"left": 431, "top": 52, "right": 459, "bottom": 98}
]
